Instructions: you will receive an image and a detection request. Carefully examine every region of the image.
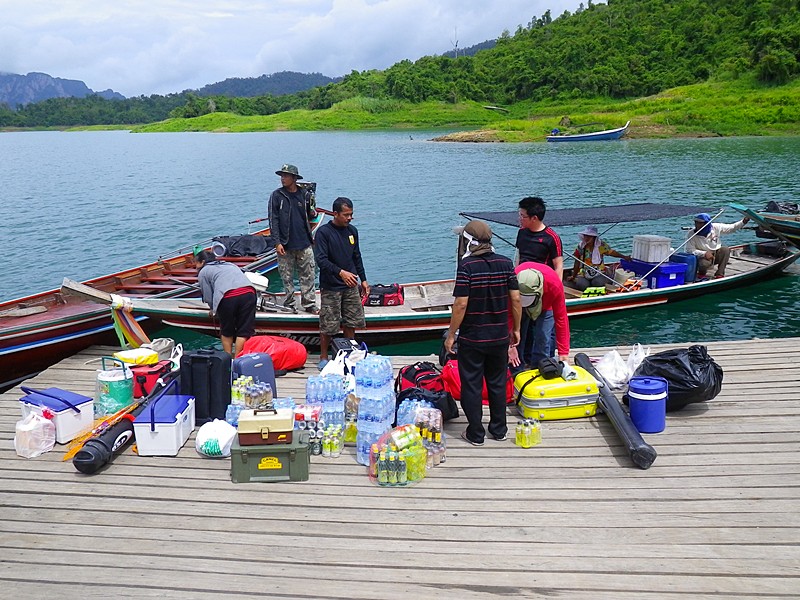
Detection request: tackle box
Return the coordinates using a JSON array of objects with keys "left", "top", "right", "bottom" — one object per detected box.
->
[
  {"left": 133, "top": 394, "right": 195, "bottom": 456},
  {"left": 237, "top": 408, "right": 294, "bottom": 446},
  {"left": 230, "top": 431, "right": 311, "bottom": 483},
  {"left": 19, "top": 387, "right": 94, "bottom": 444},
  {"left": 513, "top": 366, "right": 600, "bottom": 420}
]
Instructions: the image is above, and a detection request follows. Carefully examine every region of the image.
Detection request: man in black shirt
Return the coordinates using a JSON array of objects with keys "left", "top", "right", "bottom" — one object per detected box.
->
[
  {"left": 314, "top": 197, "right": 369, "bottom": 369},
  {"left": 515, "top": 196, "right": 563, "bottom": 367},
  {"left": 268, "top": 164, "right": 318, "bottom": 314}
]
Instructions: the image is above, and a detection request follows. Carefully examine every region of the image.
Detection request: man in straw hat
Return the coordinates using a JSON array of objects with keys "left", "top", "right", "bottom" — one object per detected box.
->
[
  {"left": 268, "top": 163, "right": 319, "bottom": 313},
  {"left": 513, "top": 262, "right": 570, "bottom": 371},
  {"left": 444, "top": 220, "right": 521, "bottom": 446}
]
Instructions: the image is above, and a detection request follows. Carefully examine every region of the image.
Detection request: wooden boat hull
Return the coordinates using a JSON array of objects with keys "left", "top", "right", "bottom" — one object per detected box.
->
[
  {"left": 62, "top": 244, "right": 800, "bottom": 349},
  {"left": 0, "top": 222, "right": 289, "bottom": 390},
  {"left": 547, "top": 121, "right": 630, "bottom": 142}
]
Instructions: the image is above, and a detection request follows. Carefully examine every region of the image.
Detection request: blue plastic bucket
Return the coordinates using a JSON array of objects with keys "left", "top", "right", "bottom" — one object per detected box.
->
[{"left": 628, "top": 376, "right": 668, "bottom": 433}]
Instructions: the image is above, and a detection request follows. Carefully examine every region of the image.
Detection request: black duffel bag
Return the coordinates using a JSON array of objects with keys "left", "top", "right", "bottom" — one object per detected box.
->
[
  {"left": 632, "top": 345, "right": 723, "bottom": 411},
  {"left": 394, "top": 386, "right": 459, "bottom": 424}
]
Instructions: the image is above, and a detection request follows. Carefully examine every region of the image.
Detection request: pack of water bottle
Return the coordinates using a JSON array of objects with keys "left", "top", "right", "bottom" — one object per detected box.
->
[
  {"left": 305, "top": 374, "right": 346, "bottom": 428},
  {"left": 354, "top": 354, "right": 395, "bottom": 465},
  {"left": 396, "top": 398, "right": 435, "bottom": 427}
]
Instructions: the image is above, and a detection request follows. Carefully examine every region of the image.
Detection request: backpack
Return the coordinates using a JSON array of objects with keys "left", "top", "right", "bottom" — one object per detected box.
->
[
  {"left": 395, "top": 387, "right": 459, "bottom": 422},
  {"left": 394, "top": 361, "right": 447, "bottom": 395}
]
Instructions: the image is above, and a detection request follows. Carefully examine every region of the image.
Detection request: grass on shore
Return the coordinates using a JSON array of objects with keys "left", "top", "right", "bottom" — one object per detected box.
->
[{"left": 127, "top": 75, "right": 799, "bottom": 140}]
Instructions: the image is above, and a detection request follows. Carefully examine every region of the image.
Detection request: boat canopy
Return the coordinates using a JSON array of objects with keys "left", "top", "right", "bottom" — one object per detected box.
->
[{"left": 460, "top": 203, "right": 717, "bottom": 229}]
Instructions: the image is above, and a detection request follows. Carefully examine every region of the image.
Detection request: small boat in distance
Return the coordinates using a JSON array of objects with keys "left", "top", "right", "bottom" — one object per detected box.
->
[{"left": 547, "top": 121, "right": 630, "bottom": 142}]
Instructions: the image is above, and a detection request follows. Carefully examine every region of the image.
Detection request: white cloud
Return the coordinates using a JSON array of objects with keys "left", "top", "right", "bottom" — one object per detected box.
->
[{"left": 0, "top": 0, "right": 582, "bottom": 96}]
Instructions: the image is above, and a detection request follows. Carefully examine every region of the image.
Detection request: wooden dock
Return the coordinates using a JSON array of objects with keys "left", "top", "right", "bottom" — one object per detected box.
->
[{"left": 1, "top": 339, "right": 799, "bottom": 599}]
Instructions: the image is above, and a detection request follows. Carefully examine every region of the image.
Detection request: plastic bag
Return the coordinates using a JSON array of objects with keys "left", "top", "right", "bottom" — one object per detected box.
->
[
  {"left": 195, "top": 419, "right": 237, "bottom": 457},
  {"left": 633, "top": 345, "right": 723, "bottom": 411},
  {"left": 14, "top": 413, "right": 56, "bottom": 458},
  {"left": 142, "top": 337, "right": 176, "bottom": 361},
  {"left": 626, "top": 343, "right": 650, "bottom": 376},
  {"left": 320, "top": 349, "right": 348, "bottom": 377},
  {"left": 595, "top": 350, "right": 630, "bottom": 389}
]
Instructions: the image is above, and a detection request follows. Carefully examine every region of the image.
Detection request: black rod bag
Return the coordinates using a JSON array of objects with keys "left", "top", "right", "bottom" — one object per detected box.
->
[
  {"left": 73, "top": 372, "right": 180, "bottom": 474},
  {"left": 575, "top": 353, "right": 657, "bottom": 470},
  {"left": 633, "top": 345, "right": 723, "bottom": 411}
]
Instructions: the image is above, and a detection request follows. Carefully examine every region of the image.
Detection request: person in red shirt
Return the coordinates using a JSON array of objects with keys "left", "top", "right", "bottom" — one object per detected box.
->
[{"left": 509, "top": 261, "right": 570, "bottom": 370}]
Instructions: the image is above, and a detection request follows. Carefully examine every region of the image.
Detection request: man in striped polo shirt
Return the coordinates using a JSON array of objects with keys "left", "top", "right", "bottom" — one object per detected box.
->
[{"left": 444, "top": 220, "right": 521, "bottom": 446}]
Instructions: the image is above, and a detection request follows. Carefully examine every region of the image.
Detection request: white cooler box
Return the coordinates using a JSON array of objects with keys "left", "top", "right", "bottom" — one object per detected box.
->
[
  {"left": 632, "top": 235, "right": 671, "bottom": 263},
  {"left": 19, "top": 387, "right": 94, "bottom": 444},
  {"left": 133, "top": 394, "right": 195, "bottom": 456}
]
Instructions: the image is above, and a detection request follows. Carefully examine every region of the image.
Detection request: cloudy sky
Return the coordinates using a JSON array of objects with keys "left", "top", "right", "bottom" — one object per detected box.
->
[{"left": 1, "top": 0, "right": 581, "bottom": 97}]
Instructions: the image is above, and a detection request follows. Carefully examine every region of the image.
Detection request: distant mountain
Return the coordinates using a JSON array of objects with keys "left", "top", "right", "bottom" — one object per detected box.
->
[
  {"left": 0, "top": 72, "right": 124, "bottom": 108},
  {"left": 195, "top": 71, "right": 341, "bottom": 97}
]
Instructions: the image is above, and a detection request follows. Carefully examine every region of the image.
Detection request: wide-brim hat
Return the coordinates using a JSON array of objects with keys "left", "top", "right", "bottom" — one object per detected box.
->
[
  {"left": 517, "top": 268, "right": 544, "bottom": 320},
  {"left": 579, "top": 225, "right": 599, "bottom": 237},
  {"left": 275, "top": 164, "right": 302, "bottom": 179}
]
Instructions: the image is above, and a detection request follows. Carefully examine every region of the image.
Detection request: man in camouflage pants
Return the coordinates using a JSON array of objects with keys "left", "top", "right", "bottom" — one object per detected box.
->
[{"left": 268, "top": 164, "right": 319, "bottom": 314}]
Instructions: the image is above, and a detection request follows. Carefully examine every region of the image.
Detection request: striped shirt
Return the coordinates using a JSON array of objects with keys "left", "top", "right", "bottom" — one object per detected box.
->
[{"left": 453, "top": 253, "right": 519, "bottom": 345}]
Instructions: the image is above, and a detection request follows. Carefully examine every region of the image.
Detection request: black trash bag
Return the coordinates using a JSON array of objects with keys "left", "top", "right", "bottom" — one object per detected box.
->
[
  {"left": 633, "top": 345, "right": 723, "bottom": 412},
  {"left": 764, "top": 200, "right": 800, "bottom": 215}
]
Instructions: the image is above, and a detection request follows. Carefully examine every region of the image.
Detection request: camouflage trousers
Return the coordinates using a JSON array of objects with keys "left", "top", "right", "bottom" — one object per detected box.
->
[{"left": 277, "top": 247, "right": 317, "bottom": 311}]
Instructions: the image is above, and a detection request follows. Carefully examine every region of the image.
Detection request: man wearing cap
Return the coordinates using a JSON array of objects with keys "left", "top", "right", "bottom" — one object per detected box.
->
[
  {"left": 268, "top": 164, "right": 319, "bottom": 313},
  {"left": 194, "top": 250, "right": 257, "bottom": 356},
  {"left": 685, "top": 213, "right": 749, "bottom": 279},
  {"left": 444, "top": 220, "right": 521, "bottom": 446},
  {"left": 513, "top": 262, "right": 570, "bottom": 370}
]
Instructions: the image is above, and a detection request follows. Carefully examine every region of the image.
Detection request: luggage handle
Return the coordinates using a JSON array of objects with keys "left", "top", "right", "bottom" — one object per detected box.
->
[
  {"left": 253, "top": 409, "right": 278, "bottom": 415},
  {"left": 20, "top": 386, "right": 82, "bottom": 414},
  {"left": 148, "top": 378, "right": 179, "bottom": 432}
]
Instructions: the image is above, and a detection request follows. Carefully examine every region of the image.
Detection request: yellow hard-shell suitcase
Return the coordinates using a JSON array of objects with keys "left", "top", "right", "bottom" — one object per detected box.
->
[{"left": 514, "top": 365, "right": 600, "bottom": 420}]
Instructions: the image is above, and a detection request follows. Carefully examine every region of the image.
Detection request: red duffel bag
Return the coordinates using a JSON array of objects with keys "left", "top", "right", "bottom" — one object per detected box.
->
[
  {"left": 440, "top": 359, "right": 514, "bottom": 405},
  {"left": 237, "top": 335, "right": 307, "bottom": 371}
]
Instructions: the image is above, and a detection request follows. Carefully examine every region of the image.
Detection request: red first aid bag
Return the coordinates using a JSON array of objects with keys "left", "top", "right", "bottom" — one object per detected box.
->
[
  {"left": 440, "top": 360, "right": 514, "bottom": 405},
  {"left": 238, "top": 335, "right": 307, "bottom": 371}
]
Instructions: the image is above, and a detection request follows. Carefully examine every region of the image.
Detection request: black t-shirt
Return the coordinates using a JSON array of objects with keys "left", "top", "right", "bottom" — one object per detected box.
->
[
  {"left": 285, "top": 189, "right": 311, "bottom": 250},
  {"left": 515, "top": 227, "right": 562, "bottom": 268},
  {"left": 452, "top": 252, "right": 518, "bottom": 345},
  {"left": 314, "top": 222, "right": 366, "bottom": 291}
]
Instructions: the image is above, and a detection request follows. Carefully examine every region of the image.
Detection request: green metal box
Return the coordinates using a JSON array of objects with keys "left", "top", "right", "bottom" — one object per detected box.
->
[{"left": 230, "top": 431, "right": 310, "bottom": 483}]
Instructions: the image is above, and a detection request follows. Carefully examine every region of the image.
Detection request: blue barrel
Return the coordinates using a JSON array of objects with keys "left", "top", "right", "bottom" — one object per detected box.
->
[
  {"left": 670, "top": 252, "right": 698, "bottom": 283},
  {"left": 628, "top": 376, "right": 668, "bottom": 433}
]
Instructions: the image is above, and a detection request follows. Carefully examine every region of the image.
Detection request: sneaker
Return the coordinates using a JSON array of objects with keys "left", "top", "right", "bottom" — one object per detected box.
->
[
  {"left": 317, "top": 359, "right": 329, "bottom": 372},
  {"left": 489, "top": 433, "right": 508, "bottom": 442},
  {"left": 460, "top": 431, "right": 484, "bottom": 446}
]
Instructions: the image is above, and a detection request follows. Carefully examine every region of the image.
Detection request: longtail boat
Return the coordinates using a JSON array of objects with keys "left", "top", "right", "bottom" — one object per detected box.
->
[
  {"left": 62, "top": 202, "right": 799, "bottom": 348},
  {"left": 1, "top": 210, "right": 324, "bottom": 390},
  {"left": 546, "top": 121, "right": 630, "bottom": 142}
]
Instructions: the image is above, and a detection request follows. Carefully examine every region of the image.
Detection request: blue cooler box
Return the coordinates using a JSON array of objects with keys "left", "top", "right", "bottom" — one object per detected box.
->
[{"left": 620, "top": 259, "right": 688, "bottom": 289}]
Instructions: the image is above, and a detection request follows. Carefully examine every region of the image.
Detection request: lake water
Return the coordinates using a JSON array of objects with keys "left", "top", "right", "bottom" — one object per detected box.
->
[{"left": 2, "top": 130, "right": 799, "bottom": 353}]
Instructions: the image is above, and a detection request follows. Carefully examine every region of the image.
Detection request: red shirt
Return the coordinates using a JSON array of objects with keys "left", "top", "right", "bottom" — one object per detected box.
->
[{"left": 513, "top": 261, "right": 570, "bottom": 357}]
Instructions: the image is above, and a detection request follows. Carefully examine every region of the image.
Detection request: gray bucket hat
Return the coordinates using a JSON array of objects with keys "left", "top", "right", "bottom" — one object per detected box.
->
[{"left": 275, "top": 164, "right": 302, "bottom": 179}]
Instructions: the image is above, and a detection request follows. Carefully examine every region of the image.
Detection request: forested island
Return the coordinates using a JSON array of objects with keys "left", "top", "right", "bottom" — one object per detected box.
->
[{"left": 2, "top": 0, "right": 798, "bottom": 140}]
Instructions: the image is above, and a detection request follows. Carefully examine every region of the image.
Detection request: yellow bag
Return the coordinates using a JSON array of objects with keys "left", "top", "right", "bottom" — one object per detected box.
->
[{"left": 112, "top": 348, "right": 159, "bottom": 365}]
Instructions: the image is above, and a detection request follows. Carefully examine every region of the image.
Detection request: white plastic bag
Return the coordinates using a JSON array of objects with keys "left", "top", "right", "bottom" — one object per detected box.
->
[
  {"left": 142, "top": 337, "right": 176, "bottom": 361},
  {"left": 320, "top": 349, "right": 348, "bottom": 377},
  {"left": 195, "top": 419, "right": 237, "bottom": 458},
  {"left": 14, "top": 413, "right": 56, "bottom": 458},
  {"left": 595, "top": 349, "right": 630, "bottom": 389},
  {"left": 626, "top": 343, "right": 650, "bottom": 376}
]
